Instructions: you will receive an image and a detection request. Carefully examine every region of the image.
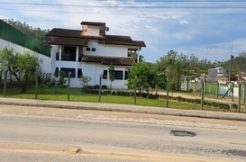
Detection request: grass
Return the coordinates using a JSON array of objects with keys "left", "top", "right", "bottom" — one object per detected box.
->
[{"left": 0, "top": 86, "right": 225, "bottom": 112}]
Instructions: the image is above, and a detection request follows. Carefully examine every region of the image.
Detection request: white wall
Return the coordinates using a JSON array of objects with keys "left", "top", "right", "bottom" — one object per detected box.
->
[
  {"left": 82, "top": 63, "right": 128, "bottom": 89},
  {"left": 0, "top": 38, "right": 51, "bottom": 74},
  {"left": 82, "top": 25, "right": 100, "bottom": 36},
  {"left": 84, "top": 40, "right": 139, "bottom": 58},
  {"left": 52, "top": 58, "right": 129, "bottom": 89}
]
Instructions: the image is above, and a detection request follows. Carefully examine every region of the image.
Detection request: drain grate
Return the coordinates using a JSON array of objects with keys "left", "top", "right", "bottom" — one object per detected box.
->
[{"left": 170, "top": 130, "right": 197, "bottom": 137}]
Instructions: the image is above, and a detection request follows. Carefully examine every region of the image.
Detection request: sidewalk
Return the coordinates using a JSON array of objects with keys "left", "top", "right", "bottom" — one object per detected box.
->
[{"left": 0, "top": 97, "right": 245, "bottom": 121}]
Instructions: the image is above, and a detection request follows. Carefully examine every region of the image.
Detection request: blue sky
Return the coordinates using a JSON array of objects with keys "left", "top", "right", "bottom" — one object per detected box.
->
[{"left": 1, "top": 0, "right": 246, "bottom": 62}]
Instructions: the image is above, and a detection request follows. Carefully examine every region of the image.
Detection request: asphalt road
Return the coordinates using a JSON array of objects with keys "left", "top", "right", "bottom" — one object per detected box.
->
[{"left": 0, "top": 105, "right": 246, "bottom": 162}]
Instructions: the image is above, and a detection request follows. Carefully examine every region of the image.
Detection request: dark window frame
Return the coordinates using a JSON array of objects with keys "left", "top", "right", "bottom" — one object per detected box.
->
[
  {"left": 54, "top": 67, "right": 59, "bottom": 77},
  {"left": 114, "top": 70, "right": 123, "bottom": 80},
  {"left": 103, "top": 70, "right": 108, "bottom": 79},
  {"left": 60, "top": 68, "right": 76, "bottom": 78},
  {"left": 124, "top": 71, "right": 128, "bottom": 80},
  {"left": 91, "top": 48, "right": 96, "bottom": 52},
  {"left": 61, "top": 46, "right": 76, "bottom": 61},
  {"left": 77, "top": 69, "right": 82, "bottom": 78}
]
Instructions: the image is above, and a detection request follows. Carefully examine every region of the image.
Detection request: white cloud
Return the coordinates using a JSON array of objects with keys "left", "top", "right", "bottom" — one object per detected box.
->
[
  {"left": 177, "top": 39, "right": 246, "bottom": 60},
  {"left": 179, "top": 19, "right": 189, "bottom": 25},
  {"left": 11, "top": 0, "right": 189, "bottom": 36}
]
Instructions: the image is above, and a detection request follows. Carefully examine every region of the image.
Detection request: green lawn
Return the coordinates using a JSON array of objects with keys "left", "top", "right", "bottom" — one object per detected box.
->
[{"left": 0, "top": 86, "right": 224, "bottom": 112}]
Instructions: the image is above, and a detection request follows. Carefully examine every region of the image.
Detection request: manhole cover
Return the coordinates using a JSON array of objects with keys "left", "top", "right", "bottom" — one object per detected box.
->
[{"left": 170, "top": 130, "right": 197, "bottom": 137}]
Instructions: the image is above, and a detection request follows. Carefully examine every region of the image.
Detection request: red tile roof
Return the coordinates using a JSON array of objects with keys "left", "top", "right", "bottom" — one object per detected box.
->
[
  {"left": 46, "top": 27, "right": 146, "bottom": 47},
  {"left": 81, "top": 55, "right": 135, "bottom": 66}
]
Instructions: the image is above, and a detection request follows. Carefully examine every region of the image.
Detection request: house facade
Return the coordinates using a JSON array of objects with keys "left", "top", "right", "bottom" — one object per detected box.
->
[
  {"left": 46, "top": 21, "right": 146, "bottom": 89},
  {"left": 207, "top": 67, "right": 227, "bottom": 83}
]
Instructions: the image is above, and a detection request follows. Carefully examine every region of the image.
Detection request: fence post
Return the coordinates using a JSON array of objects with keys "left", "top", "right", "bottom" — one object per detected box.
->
[
  {"left": 243, "top": 83, "right": 246, "bottom": 105},
  {"left": 231, "top": 83, "right": 234, "bottom": 101},
  {"left": 216, "top": 81, "right": 219, "bottom": 98},
  {"left": 98, "top": 75, "right": 102, "bottom": 102},
  {"left": 166, "top": 79, "right": 169, "bottom": 108},
  {"left": 238, "top": 83, "right": 241, "bottom": 112},
  {"left": 134, "top": 76, "right": 137, "bottom": 105},
  {"left": 3, "top": 71, "right": 7, "bottom": 97},
  {"left": 201, "top": 80, "right": 204, "bottom": 110},
  {"left": 67, "top": 72, "right": 71, "bottom": 101},
  {"left": 34, "top": 71, "right": 38, "bottom": 100}
]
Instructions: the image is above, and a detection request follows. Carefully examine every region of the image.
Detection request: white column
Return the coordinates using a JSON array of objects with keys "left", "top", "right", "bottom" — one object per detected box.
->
[
  {"left": 59, "top": 45, "right": 62, "bottom": 61},
  {"left": 76, "top": 46, "right": 79, "bottom": 62}
]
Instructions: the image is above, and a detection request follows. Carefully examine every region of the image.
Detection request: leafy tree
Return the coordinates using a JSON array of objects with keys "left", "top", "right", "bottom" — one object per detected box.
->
[
  {"left": 157, "top": 50, "right": 184, "bottom": 91},
  {"left": 128, "top": 63, "right": 152, "bottom": 93},
  {"left": 0, "top": 47, "right": 40, "bottom": 92},
  {"left": 108, "top": 63, "right": 115, "bottom": 93}
]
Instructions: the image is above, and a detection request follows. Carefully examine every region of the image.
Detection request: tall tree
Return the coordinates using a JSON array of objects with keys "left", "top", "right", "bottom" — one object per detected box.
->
[{"left": 157, "top": 50, "right": 184, "bottom": 91}]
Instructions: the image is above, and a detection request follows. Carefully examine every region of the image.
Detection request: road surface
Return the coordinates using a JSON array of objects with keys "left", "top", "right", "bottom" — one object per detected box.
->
[{"left": 0, "top": 104, "right": 246, "bottom": 162}]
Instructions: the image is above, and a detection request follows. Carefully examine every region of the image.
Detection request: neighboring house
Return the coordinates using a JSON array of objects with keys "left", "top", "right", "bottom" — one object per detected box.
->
[
  {"left": 236, "top": 71, "right": 246, "bottom": 82},
  {"left": 0, "top": 20, "right": 51, "bottom": 78},
  {"left": 45, "top": 21, "right": 146, "bottom": 89},
  {"left": 207, "top": 67, "right": 227, "bottom": 83}
]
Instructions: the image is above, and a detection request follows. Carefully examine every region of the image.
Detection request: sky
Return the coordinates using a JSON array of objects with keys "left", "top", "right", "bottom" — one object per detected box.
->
[{"left": 0, "top": 0, "right": 246, "bottom": 63}]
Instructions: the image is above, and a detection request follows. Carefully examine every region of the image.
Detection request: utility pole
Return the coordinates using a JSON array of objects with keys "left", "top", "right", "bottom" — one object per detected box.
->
[
  {"left": 229, "top": 55, "right": 234, "bottom": 82},
  {"left": 238, "top": 83, "right": 241, "bottom": 112},
  {"left": 201, "top": 80, "right": 205, "bottom": 110}
]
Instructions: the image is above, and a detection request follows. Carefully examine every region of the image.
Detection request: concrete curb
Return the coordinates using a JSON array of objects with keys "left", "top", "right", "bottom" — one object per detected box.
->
[{"left": 0, "top": 97, "right": 246, "bottom": 121}]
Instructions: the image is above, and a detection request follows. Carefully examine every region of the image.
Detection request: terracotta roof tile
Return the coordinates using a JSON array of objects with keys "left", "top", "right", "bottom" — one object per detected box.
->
[
  {"left": 46, "top": 28, "right": 104, "bottom": 39},
  {"left": 82, "top": 55, "right": 135, "bottom": 66},
  {"left": 46, "top": 28, "right": 146, "bottom": 47},
  {"left": 46, "top": 36, "right": 88, "bottom": 46}
]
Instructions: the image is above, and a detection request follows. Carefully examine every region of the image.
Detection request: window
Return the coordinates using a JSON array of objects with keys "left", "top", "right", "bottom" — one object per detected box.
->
[
  {"left": 86, "top": 47, "right": 90, "bottom": 51},
  {"left": 124, "top": 71, "right": 128, "bottom": 80},
  {"left": 54, "top": 68, "right": 59, "bottom": 77},
  {"left": 56, "top": 52, "right": 59, "bottom": 60},
  {"left": 60, "top": 68, "right": 76, "bottom": 78},
  {"left": 128, "top": 49, "right": 138, "bottom": 62},
  {"left": 62, "top": 46, "right": 76, "bottom": 61},
  {"left": 103, "top": 70, "right": 107, "bottom": 79},
  {"left": 92, "top": 48, "right": 96, "bottom": 52},
  {"left": 128, "top": 49, "right": 137, "bottom": 57},
  {"left": 77, "top": 69, "right": 82, "bottom": 78},
  {"left": 114, "top": 70, "right": 123, "bottom": 80}
]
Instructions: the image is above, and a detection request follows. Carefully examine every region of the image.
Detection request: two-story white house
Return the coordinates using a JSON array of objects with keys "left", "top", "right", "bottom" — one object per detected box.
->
[{"left": 46, "top": 21, "right": 146, "bottom": 89}]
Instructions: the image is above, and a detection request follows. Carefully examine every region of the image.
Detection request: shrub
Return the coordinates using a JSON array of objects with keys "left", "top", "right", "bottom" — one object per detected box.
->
[{"left": 94, "top": 85, "right": 99, "bottom": 89}]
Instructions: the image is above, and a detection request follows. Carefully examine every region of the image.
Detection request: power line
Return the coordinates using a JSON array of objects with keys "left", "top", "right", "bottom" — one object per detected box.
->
[
  {"left": 1, "top": 7, "right": 246, "bottom": 15},
  {"left": 0, "top": 2, "right": 246, "bottom": 9}
]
